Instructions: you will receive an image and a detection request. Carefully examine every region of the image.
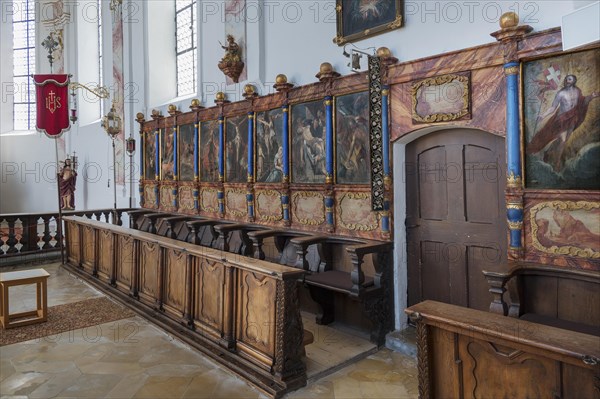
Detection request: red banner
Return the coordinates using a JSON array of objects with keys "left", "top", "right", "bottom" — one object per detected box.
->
[{"left": 33, "top": 74, "right": 70, "bottom": 138}]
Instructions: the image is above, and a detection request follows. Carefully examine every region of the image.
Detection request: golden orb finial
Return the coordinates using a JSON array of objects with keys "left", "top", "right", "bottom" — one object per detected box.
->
[
  {"left": 377, "top": 47, "right": 392, "bottom": 58},
  {"left": 500, "top": 12, "right": 519, "bottom": 29},
  {"left": 190, "top": 98, "right": 200, "bottom": 107},
  {"left": 275, "top": 74, "right": 288, "bottom": 84},
  {"left": 215, "top": 92, "right": 226, "bottom": 101},
  {"left": 136, "top": 112, "right": 144, "bottom": 120},
  {"left": 319, "top": 62, "right": 333, "bottom": 74},
  {"left": 244, "top": 84, "right": 255, "bottom": 95}
]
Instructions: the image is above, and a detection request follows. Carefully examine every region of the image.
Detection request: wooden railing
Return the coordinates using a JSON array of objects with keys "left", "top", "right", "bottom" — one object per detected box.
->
[
  {"left": 405, "top": 300, "right": 600, "bottom": 398},
  {"left": 0, "top": 208, "right": 132, "bottom": 259},
  {"left": 63, "top": 216, "right": 307, "bottom": 398}
]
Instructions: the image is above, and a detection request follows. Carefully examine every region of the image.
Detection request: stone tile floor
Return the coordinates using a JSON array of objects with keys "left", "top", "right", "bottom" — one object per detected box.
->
[{"left": 0, "top": 263, "right": 418, "bottom": 398}]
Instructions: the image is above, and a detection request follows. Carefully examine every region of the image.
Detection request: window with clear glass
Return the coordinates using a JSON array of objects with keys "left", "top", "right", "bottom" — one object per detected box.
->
[
  {"left": 175, "top": 0, "right": 197, "bottom": 97},
  {"left": 13, "top": 0, "right": 36, "bottom": 130}
]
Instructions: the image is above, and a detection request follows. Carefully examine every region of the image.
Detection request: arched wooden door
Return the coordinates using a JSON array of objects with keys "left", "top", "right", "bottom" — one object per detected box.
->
[{"left": 406, "top": 129, "right": 507, "bottom": 311}]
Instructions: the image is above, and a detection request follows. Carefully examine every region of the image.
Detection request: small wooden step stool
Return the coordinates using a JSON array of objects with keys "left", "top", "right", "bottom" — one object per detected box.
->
[{"left": 0, "top": 269, "right": 50, "bottom": 329}]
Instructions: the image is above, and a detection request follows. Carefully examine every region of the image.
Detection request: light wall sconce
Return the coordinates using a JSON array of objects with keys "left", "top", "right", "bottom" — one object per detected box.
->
[{"left": 342, "top": 44, "right": 376, "bottom": 73}]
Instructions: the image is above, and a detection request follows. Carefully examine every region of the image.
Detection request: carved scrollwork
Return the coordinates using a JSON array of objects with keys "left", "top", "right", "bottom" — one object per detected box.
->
[
  {"left": 274, "top": 279, "right": 305, "bottom": 379},
  {"left": 530, "top": 201, "right": 600, "bottom": 258},
  {"left": 292, "top": 191, "right": 325, "bottom": 226},
  {"left": 337, "top": 192, "right": 380, "bottom": 231},
  {"left": 200, "top": 188, "right": 219, "bottom": 213},
  {"left": 411, "top": 73, "right": 470, "bottom": 123},
  {"left": 255, "top": 189, "right": 283, "bottom": 223},
  {"left": 225, "top": 188, "right": 248, "bottom": 218}
]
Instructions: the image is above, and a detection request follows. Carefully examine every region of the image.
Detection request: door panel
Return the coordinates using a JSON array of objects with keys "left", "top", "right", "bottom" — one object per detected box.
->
[{"left": 406, "top": 129, "right": 506, "bottom": 311}]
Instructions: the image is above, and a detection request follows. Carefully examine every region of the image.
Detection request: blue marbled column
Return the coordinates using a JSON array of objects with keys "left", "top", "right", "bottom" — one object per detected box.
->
[
  {"left": 154, "top": 128, "right": 160, "bottom": 180},
  {"left": 218, "top": 116, "right": 225, "bottom": 182},
  {"left": 504, "top": 61, "right": 523, "bottom": 250},
  {"left": 325, "top": 195, "right": 334, "bottom": 229},
  {"left": 194, "top": 119, "right": 199, "bottom": 181},
  {"left": 173, "top": 122, "right": 178, "bottom": 180},
  {"left": 325, "top": 96, "right": 334, "bottom": 184},
  {"left": 172, "top": 186, "right": 178, "bottom": 208},
  {"left": 154, "top": 185, "right": 159, "bottom": 207},
  {"left": 193, "top": 188, "right": 199, "bottom": 211},
  {"left": 247, "top": 112, "right": 254, "bottom": 182},
  {"left": 247, "top": 191, "right": 254, "bottom": 220},
  {"left": 281, "top": 194, "right": 290, "bottom": 223},
  {"left": 218, "top": 190, "right": 225, "bottom": 215},
  {"left": 505, "top": 62, "right": 521, "bottom": 187},
  {"left": 282, "top": 105, "right": 290, "bottom": 182}
]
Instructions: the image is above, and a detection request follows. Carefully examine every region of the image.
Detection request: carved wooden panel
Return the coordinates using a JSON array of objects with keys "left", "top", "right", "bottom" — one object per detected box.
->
[
  {"left": 255, "top": 189, "right": 283, "bottom": 224},
  {"left": 97, "top": 229, "right": 113, "bottom": 282},
  {"left": 81, "top": 225, "right": 96, "bottom": 274},
  {"left": 178, "top": 184, "right": 196, "bottom": 214},
  {"left": 225, "top": 187, "right": 248, "bottom": 220},
  {"left": 335, "top": 190, "right": 380, "bottom": 239},
  {"left": 159, "top": 184, "right": 176, "bottom": 212},
  {"left": 236, "top": 270, "right": 277, "bottom": 368},
  {"left": 138, "top": 241, "right": 161, "bottom": 306},
  {"left": 200, "top": 187, "right": 219, "bottom": 215},
  {"left": 460, "top": 337, "right": 557, "bottom": 398},
  {"left": 66, "top": 222, "right": 80, "bottom": 265},
  {"left": 193, "top": 258, "right": 226, "bottom": 338},
  {"left": 162, "top": 248, "right": 188, "bottom": 320},
  {"left": 144, "top": 183, "right": 158, "bottom": 209},
  {"left": 115, "top": 234, "right": 135, "bottom": 293},
  {"left": 291, "top": 191, "right": 325, "bottom": 229}
]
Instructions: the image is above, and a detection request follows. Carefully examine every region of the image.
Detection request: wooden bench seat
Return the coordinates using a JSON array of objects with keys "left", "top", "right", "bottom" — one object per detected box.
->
[{"left": 483, "top": 261, "right": 600, "bottom": 337}]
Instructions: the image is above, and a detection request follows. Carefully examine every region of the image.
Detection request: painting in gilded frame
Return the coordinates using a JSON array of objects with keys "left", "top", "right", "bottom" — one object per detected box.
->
[
  {"left": 143, "top": 131, "right": 156, "bottom": 180},
  {"left": 336, "top": 91, "right": 370, "bottom": 184},
  {"left": 291, "top": 99, "right": 326, "bottom": 184},
  {"left": 178, "top": 124, "right": 195, "bottom": 181},
  {"left": 530, "top": 201, "right": 600, "bottom": 258},
  {"left": 200, "top": 120, "right": 220, "bottom": 182},
  {"left": 524, "top": 49, "right": 600, "bottom": 189},
  {"left": 256, "top": 108, "right": 284, "bottom": 183},
  {"left": 334, "top": 0, "right": 403, "bottom": 45},
  {"left": 226, "top": 114, "right": 248, "bottom": 183},
  {"left": 161, "top": 127, "right": 175, "bottom": 180}
]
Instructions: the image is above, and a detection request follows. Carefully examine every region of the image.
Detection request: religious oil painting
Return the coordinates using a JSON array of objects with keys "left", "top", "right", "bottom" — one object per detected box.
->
[
  {"left": 256, "top": 108, "right": 284, "bottom": 183},
  {"left": 531, "top": 201, "right": 600, "bottom": 258},
  {"left": 335, "top": 0, "right": 403, "bottom": 45},
  {"left": 178, "top": 124, "right": 195, "bottom": 181},
  {"left": 524, "top": 49, "right": 600, "bottom": 189},
  {"left": 226, "top": 114, "right": 248, "bottom": 183},
  {"left": 291, "top": 100, "right": 327, "bottom": 184},
  {"left": 336, "top": 91, "right": 370, "bottom": 184},
  {"left": 144, "top": 131, "right": 156, "bottom": 180},
  {"left": 200, "top": 120, "right": 220, "bottom": 182},
  {"left": 161, "top": 127, "right": 175, "bottom": 180}
]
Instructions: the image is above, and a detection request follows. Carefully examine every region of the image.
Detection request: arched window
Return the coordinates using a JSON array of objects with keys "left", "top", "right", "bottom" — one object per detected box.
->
[
  {"left": 12, "top": 0, "right": 36, "bottom": 130},
  {"left": 175, "top": 0, "right": 197, "bottom": 97}
]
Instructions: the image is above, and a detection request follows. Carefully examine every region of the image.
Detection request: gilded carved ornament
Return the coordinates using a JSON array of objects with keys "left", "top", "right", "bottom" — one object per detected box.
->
[
  {"left": 255, "top": 190, "right": 283, "bottom": 223},
  {"left": 411, "top": 74, "right": 470, "bottom": 123},
  {"left": 292, "top": 192, "right": 325, "bottom": 226},
  {"left": 337, "top": 192, "right": 380, "bottom": 231}
]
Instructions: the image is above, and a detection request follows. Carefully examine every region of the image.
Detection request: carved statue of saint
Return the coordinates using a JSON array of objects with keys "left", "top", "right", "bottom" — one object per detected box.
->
[
  {"left": 220, "top": 35, "right": 241, "bottom": 65},
  {"left": 58, "top": 158, "right": 77, "bottom": 210}
]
